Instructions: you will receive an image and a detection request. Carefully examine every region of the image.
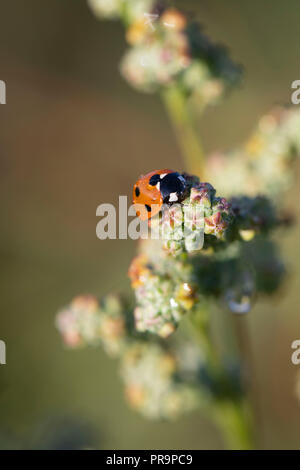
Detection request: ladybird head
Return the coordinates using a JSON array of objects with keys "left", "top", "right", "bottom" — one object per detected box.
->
[{"left": 159, "top": 172, "right": 186, "bottom": 203}]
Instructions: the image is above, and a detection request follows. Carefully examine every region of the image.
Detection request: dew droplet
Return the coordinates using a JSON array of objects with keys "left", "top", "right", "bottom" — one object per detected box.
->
[{"left": 224, "top": 270, "right": 255, "bottom": 314}]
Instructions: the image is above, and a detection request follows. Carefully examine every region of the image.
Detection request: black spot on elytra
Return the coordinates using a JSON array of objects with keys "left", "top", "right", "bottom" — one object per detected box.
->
[
  {"left": 135, "top": 186, "right": 140, "bottom": 197},
  {"left": 149, "top": 174, "right": 161, "bottom": 186},
  {"left": 145, "top": 204, "right": 151, "bottom": 212}
]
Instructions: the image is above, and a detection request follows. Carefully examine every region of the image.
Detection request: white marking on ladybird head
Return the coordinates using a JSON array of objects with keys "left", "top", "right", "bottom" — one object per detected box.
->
[
  {"left": 169, "top": 192, "right": 178, "bottom": 202},
  {"left": 156, "top": 182, "right": 160, "bottom": 191},
  {"left": 160, "top": 173, "right": 167, "bottom": 179}
]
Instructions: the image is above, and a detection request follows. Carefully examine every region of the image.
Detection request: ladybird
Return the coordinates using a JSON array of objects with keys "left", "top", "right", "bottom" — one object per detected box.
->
[{"left": 133, "top": 169, "right": 187, "bottom": 220}]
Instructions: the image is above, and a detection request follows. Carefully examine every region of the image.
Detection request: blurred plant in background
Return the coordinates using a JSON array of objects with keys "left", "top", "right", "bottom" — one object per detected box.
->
[
  {"left": 207, "top": 107, "right": 300, "bottom": 200},
  {"left": 0, "top": 417, "right": 97, "bottom": 450},
  {"left": 56, "top": 0, "right": 300, "bottom": 449}
]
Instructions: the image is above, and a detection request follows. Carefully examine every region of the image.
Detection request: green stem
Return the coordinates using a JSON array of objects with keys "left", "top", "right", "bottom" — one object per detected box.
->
[
  {"left": 188, "top": 306, "right": 220, "bottom": 372},
  {"left": 161, "top": 86, "right": 206, "bottom": 178},
  {"left": 233, "top": 315, "right": 262, "bottom": 447},
  {"left": 189, "top": 308, "right": 255, "bottom": 449},
  {"left": 162, "top": 83, "right": 255, "bottom": 449},
  {"left": 213, "top": 399, "right": 254, "bottom": 450}
]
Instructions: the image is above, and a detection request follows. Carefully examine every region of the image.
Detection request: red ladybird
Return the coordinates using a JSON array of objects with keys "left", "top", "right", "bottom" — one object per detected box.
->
[{"left": 133, "top": 169, "right": 187, "bottom": 220}]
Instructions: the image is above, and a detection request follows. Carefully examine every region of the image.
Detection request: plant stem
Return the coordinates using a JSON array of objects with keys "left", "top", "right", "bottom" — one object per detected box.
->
[
  {"left": 161, "top": 86, "right": 206, "bottom": 178},
  {"left": 233, "top": 315, "right": 263, "bottom": 448},
  {"left": 188, "top": 306, "right": 220, "bottom": 372},
  {"left": 189, "top": 308, "right": 255, "bottom": 449},
  {"left": 163, "top": 83, "right": 255, "bottom": 449},
  {"left": 213, "top": 399, "right": 254, "bottom": 450}
]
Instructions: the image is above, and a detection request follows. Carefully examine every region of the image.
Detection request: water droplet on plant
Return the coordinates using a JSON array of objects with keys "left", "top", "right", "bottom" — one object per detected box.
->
[
  {"left": 225, "top": 291, "right": 252, "bottom": 314},
  {"left": 224, "top": 270, "right": 255, "bottom": 314}
]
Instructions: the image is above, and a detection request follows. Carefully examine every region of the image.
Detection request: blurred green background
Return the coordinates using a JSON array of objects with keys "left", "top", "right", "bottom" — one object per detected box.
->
[{"left": 0, "top": 0, "right": 300, "bottom": 449}]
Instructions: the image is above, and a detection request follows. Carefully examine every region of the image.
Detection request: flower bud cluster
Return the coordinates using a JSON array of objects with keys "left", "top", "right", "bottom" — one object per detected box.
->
[
  {"left": 150, "top": 182, "right": 233, "bottom": 256},
  {"left": 207, "top": 107, "right": 300, "bottom": 200},
  {"left": 88, "top": 1, "right": 241, "bottom": 103},
  {"left": 56, "top": 293, "right": 241, "bottom": 420},
  {"left": 121, "top": 6, "right": 241, "bottom": 100},
  {"left": 121, "top": 341, "right": 200, "bottom": 419},
  {"left": 56, "top": 294, "right": 128, "bottom": 357},
  {"left": 128, "top": 247, "right": 199, "bottom": 337},
  {"left": 128, "top": 175, "right": 284, "bottom": 336}
]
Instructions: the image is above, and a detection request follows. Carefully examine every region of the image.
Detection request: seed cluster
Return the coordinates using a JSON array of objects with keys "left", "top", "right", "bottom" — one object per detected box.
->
[{"left": 88, "top": 0, "right": 241, "bottom": 103}]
